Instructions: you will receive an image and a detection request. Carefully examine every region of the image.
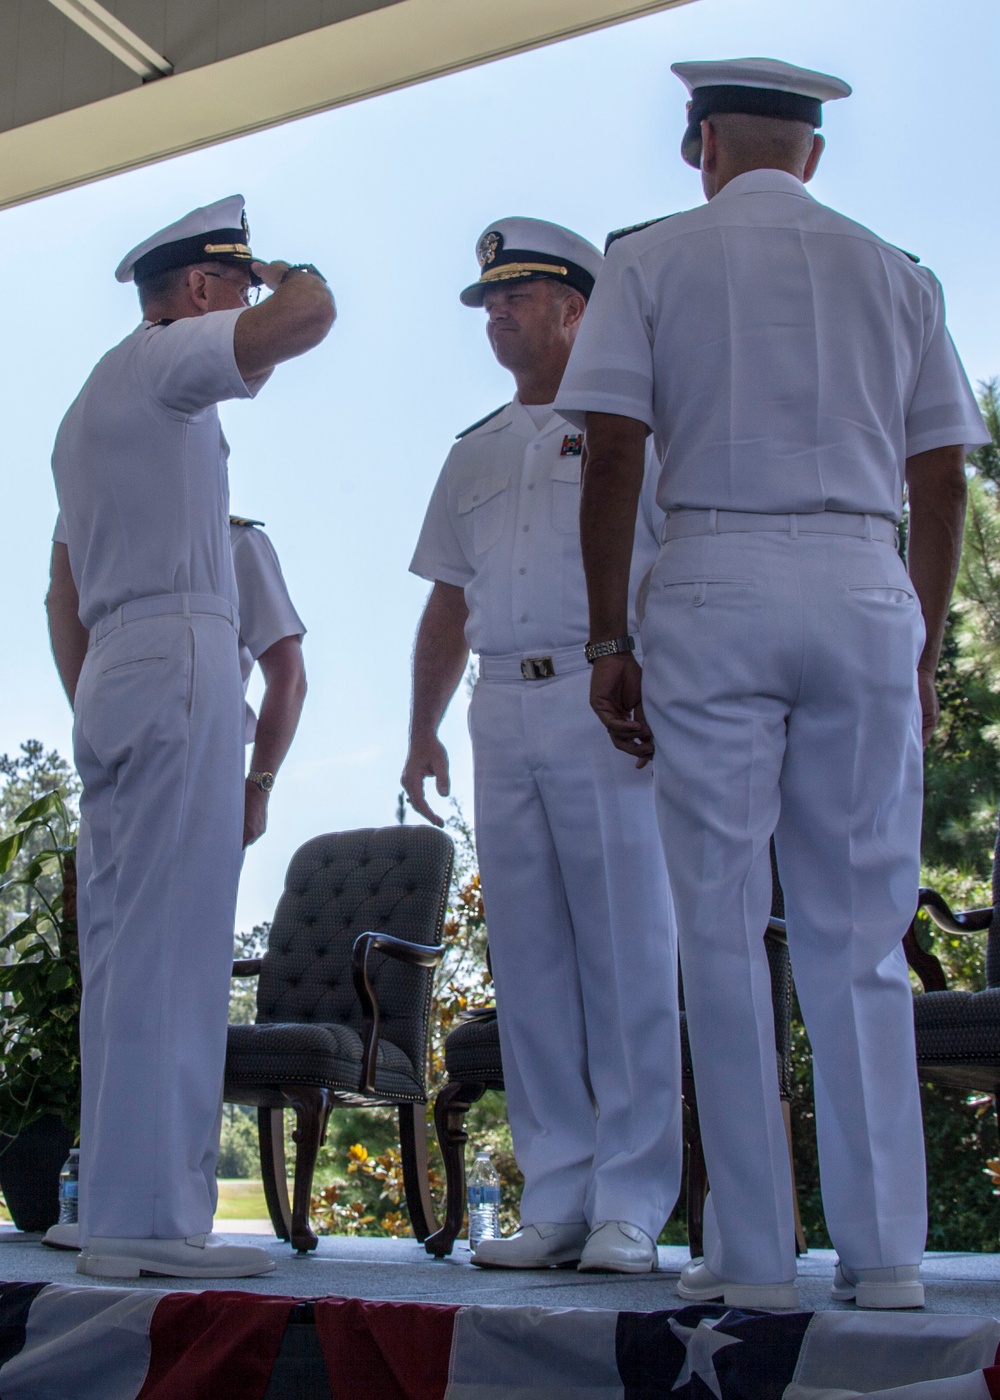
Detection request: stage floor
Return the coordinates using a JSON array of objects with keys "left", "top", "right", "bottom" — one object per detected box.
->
[{"left": 1, "top": 1228, "right": 998, "bottom": 1315}]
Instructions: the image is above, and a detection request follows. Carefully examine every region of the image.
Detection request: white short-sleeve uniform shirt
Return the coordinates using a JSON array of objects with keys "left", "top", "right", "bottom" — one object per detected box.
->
[
  {"left": 230, "top": 521, "right": 306, "bottom": 742},
  {"left": 556, "top": 170, "right": 988, "bottom": 516},
  {"left": 410, "top": 398, "right": 662, "bottom": 656},
  {"left": 51, "top": 309, "right": 270, "bottom": 629}
]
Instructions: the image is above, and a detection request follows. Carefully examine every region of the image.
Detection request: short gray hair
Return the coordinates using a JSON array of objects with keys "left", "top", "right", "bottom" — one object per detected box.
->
[{"left": 709, "top": 111, "right": 815, "bottom": 171}]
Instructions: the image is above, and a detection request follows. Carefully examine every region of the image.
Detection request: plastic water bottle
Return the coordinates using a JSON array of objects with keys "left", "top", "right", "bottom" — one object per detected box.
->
[
  {"left": 58, "top": 1149, "right": 79, "bottom": 1225},
  {"left": 467, "top": 1148, "right": 500, "bottom": 1250}
]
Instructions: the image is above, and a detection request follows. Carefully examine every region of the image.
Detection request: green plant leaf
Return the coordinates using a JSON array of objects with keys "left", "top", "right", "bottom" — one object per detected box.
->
[
  {"left": 0, "top": 831, "right": 25, "bottom": 876},
  {"left": 14, "top": 792, "right": 64, "bottom": 826}
]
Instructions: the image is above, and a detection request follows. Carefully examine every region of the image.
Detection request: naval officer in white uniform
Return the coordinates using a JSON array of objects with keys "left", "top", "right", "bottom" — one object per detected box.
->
[
  {"left": 403, "top": 219, "right": 682, "bottom": 1273},
  {"left": 230, "top": 516, "right": 307, "bottom": 846},
  {"left": 557, "top": 60, "right": 989, "bottom": 1309},
  {"left": 49, "top": 196, "right": 334, "bottom": 1279},
  {"left": 45, "top": 513, "right": 307, "bottom": 1252}
]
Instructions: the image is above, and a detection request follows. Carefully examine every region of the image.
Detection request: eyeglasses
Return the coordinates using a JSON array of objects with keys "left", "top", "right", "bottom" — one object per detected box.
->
[{"left": 203, "top": 270, "right": 260, "bottom": 306}]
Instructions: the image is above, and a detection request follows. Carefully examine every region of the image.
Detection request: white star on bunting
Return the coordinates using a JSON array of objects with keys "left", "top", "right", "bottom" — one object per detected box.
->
[{"left": 669, "top": 1316, "right": 742, "bottom": 1399}]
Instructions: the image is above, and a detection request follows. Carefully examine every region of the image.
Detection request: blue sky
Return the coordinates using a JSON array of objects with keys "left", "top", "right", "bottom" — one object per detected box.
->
[{"left": 1, "top": 0, "right": 997, "bottom": 932}]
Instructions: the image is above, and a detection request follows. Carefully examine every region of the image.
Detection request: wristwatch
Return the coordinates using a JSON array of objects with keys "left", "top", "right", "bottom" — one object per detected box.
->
[
  {"left": 247, "top": 771, "right": 275, "bottom": 792},
  {"left": 584, "top": 635, "right": 636, "bottom": 664},
  {"left": 281, "top": 263, "right": 328, "bottom": 284}
]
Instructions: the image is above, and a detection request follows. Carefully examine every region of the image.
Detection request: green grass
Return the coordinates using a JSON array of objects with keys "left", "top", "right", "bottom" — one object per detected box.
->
[{"left": 215, "top": 1178, "right": 274, "bottom": 1220}]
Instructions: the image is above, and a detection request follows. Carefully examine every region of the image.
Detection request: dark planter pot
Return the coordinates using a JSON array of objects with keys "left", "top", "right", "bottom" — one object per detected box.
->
[{"left": 0, "top": 1115, "right": 74, "bottom": 1232}]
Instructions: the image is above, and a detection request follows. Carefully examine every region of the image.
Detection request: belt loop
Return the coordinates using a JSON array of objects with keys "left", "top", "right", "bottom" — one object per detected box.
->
[
  {"left": 708, "top": 508, "right": 718, "bottom": 535},
  {"left": 181, "top": 594, "right": 191, "bottom": 619},
  {"left": 863, "top": 513, "right": 873, "bottom": 541},
  {"left": 789, "top": 513, "right": 799, "bottom": 539}
]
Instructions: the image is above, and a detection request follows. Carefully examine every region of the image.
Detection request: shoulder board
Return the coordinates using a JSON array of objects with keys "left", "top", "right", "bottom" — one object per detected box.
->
[
  {"left": 605, "top": 215, "right": 672, "bottom": 253},
  {"left": 455, "top": 404, "right": 510, "bottom": 440},
  {"left": 229, "top": 515, "right": 264, "bottom": 528},
  {"left": 890, "top": 244, "right": 920, "bottom": 264}
]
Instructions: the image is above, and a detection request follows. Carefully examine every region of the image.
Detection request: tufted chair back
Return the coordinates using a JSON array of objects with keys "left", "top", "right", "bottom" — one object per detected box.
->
[{"left": 254, "top": 827, "right": 454, "bottom": 1088}]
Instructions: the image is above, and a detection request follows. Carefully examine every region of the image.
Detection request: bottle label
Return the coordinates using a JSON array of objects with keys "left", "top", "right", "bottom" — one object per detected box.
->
[
  {"left": 60, "top": 1182, "right": 79, "bottom": 1200},
  {"left": 467, "top": 1185, "right": 501, "bottom": 1207}
]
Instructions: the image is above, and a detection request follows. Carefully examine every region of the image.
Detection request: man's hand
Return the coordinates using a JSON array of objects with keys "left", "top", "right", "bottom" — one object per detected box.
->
[
  {"left": 590, "top": 653, "right": 654, "bottom": 766},
  {"left": 401, "top": 735, "right": 451, "bottom": 827},
  {"left": 251, "top": 260, "right": 291, "bottom": 292},
  {"left": 243, "top": 781, "right": 269, "bottom": 848},
  {"left": 917, "top": 666, "right": 940, "bottom": 748}
]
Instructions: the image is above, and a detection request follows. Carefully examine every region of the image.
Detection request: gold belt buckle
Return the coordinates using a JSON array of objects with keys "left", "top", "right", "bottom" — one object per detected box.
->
[{"left": 521, "top": 656, "right": 555, "bottom": 680}]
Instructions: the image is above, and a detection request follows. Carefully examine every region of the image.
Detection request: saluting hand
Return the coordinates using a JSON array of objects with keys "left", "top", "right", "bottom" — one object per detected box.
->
[
  {"left": 401, "top": 735, "right": 451, "bottom": 828},
  {"left": 590, "top": 653, "right": 655, "bottom": 768},
  {"left": 250, "top": 260, "right": 292, "bottom": 291}
]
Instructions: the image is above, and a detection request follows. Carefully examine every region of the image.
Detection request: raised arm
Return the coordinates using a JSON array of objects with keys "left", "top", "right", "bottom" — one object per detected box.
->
[
  {"left": 45, "top": 543, "right": 87, "bottom": 707},
  {"left": 401, "top": 582, "right": 470, "bottom": 827},
  {"left": 905, "top": 443, "right": 968, "bottom": 745},
  {"left": 243, "top": 635, "right": 308, "bottom": 847},
  {"left": 580, "top": 411, "right": 653, "bottom": 765},
  {"left": 234, "top": 261, "right": 337, "bottom": 382}
]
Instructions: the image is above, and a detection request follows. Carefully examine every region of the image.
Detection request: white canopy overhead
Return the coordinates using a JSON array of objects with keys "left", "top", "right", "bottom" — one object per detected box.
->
[{"left": 0, "top": 0, "right": 694, "bottom": 211}]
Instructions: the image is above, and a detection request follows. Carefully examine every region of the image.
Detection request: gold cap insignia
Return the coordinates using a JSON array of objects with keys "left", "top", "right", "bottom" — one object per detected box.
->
[
  {"left": 477, "top": 231, "right": 502, "bottom": 268},
  {"left": 242, "top": 209, "right": 251, "bottom": 242}
]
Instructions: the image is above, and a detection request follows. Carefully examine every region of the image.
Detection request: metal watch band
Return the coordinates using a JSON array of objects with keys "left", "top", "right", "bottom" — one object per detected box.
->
[
  {"left": 281, "top": 262, "right": 327, "bottom": 284},
  {"left": 246, "top": 771, "right": 275, "bottom": 792},
  {"left": 584, "top": 635, "right": 636, "bottom": 664}
]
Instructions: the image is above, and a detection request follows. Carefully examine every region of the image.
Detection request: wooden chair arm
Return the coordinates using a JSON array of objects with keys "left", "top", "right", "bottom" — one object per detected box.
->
[
  {"left": 232, "top": 958, "right": 263, "bottom": 978},
  {"left": 765, "top": 916, "right": 787, "bottom": 944},
  {"left": 353, "top": 932, "right": 444, "bottom": 1095},
  {"left": 917, "top": 887, "right": 992, "bottom": 936}
]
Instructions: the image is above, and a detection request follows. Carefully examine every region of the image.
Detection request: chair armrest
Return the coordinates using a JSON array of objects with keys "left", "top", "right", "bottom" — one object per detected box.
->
[
  {"left": 917, "top": 887, "right": 992, "bottom": 936},
  {"left": 765, "top": 916, "right": 787, "bottom": 944},
  {"left": 353, "top": 932, "right": 444, "bottom": 1095},
  {"left": 232, "top": 958, "right": 263, "bottom": 978}
]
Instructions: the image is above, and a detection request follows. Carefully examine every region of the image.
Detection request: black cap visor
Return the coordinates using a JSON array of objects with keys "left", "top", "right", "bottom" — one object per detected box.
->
[
  {"left": 133, "top": 226, "right": 261, "bottom": 285},
  {"left": 460, "top": 248, "right": 595, "bottom": 307},
  {"left": 681, "top": 85, "right": 822, "bottom": 167}
]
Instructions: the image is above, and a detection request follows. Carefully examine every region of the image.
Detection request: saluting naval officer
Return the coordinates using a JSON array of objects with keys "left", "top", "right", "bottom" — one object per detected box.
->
[
  {"left": 44, "top": 512, "right": 307, "bottom": 1253},
  {"left": 402, "top": 219, "right": 682, "bottom": 1273},
  {"left": 556, "top": 60, "right": 989, "bottom": 1309},
  {"left": 49, "top": 195, "right": 334, "bottom": 1279}
]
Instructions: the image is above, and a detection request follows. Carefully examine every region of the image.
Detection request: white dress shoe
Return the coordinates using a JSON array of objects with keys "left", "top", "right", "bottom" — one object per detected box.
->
[
  {"left": 578, "top": 1221, "right": 657, "bottom": 1273},
  {"left": 678, "top": 1258, "right": 800, "bottom": 1310},
  {"left": 42, "top": 1222, "right": 81, "bottom": 1250},
  {"left": 76, "top": 1232, "right": 276, "bottom": 1279},
  {"left": 471, "top": 1222, "right": 588, "bottom": 1269},
  {"left": 831, "top": 1261, "right": 924, "bottom": 1309}
]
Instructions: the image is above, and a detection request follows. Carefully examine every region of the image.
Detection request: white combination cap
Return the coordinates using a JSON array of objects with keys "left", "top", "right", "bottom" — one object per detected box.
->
[
  {"left": 671, "top": 58, "right": 852, "bottom": 167},
  {"left": 115, "top": 194, "right": 258, "bottom": 285},
  {"left": 460, "top": 217, "right": 603, "bottom": 307}
]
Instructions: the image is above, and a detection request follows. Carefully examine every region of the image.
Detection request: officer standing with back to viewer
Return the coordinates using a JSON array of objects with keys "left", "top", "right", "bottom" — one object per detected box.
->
[
  {"left": 402, "top": 218, "right": 682, "bottom": 1274},
  {"left": 556, "top": 59, "right": 989, "bottom": 1310},
  {"left": 44, "top": 512, "right": 307, "bottom": 1251},
  {"left": 48, "top": 195, "right": 334, "bottom": 1279}
]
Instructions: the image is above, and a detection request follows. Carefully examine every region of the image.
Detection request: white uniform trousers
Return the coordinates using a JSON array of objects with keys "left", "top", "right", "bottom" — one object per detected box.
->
[
  {"left": 470, "top": 663, "right": 682, "bottom": 1240},
  {"left": 641, "top": 523, "right": 927, "bottom": 1284},
  {"left": 73, "top": 603, "right": 244, "bottom": 1243}
]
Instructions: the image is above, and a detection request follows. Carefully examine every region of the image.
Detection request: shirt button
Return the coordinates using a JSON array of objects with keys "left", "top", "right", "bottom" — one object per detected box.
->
[
  {"left": 522, "top": 525, "right": 529, "bottom": 532},
  {"left": 527, "top": 483, "right": 535, "bottom": 491},
  {"left": 520, "top": 614, "right": 528, "bottom": 622},
  {"left": 518, "top": 567, "right": 526, "bottom": 575}
]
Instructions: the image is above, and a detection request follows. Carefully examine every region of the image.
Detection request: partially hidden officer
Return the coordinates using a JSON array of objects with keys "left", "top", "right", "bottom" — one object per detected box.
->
[
  {"left": 403, "top": 218, "right": 682, "bottom": 1273},
  {"left": 48, "top": 196, "right": 334, "bottom": 1279},
  {"left": 556, "top": 60, "right": 989, "bottom": 1309}
]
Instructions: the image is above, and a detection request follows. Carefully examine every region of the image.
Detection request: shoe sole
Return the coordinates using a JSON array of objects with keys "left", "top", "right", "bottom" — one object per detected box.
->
[
  {"left": 77, "top": 1255, "right": 276, "bottom": 1280},
  {"left": 677, "top": 1280, "right": 800, "bottom": 1310},
  {"left": 471, "top": 1254, "right": 581, "bottom": 1270},
  {"left": 578, "top": 1264, "right": 657, "bottom": 1274},
  {"left": 832, "top": 1282, "right": 925, "bottom": 1310}
]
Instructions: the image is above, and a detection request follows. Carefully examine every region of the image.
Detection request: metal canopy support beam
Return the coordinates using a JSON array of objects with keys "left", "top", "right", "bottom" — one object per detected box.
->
[{"left": 44, "top": 0, "right": 173, "bottom": 80}]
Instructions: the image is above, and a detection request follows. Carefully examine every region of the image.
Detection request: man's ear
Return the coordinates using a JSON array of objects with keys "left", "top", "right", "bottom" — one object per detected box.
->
[
  {"left": 803, "top": 133, "right": 825, "bottom": 183},
  {"left": 564, "top": 290, "right": 587, "bottom": 331},
  {"left": 187, "top": 268, "right": 211, "bottom": 310},
  {"left": 700, "top": 118, "right": 718, "bottom": 173}
]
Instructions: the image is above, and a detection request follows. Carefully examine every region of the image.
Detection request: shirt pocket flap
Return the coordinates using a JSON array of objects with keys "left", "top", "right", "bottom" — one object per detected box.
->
[
  {"left": 550, "top": 459, "right": 582, "bottom": 485},
  {"left": 458, "top": 476, "right": 510, "bottom": 515}
]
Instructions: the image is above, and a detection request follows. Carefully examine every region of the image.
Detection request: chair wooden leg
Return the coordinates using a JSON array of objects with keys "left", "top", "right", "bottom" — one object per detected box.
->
[
  {"left": 282, "top": 1085, "right": 333, "bottom": 1253},
  {"left": 257, "top": 1107, "right": 291, "bottom": 1242},
  {"left": 684, "top": 1083, "right": 708, "bottom": 1259},
  {"left": 424, "top": 1080, "right": 487, "bottom": 1258},
  {"left": 782, "top": 1098, "right": 807, "bottom": 1255},
  {"left": 399, "top": 1101, "right": 438, "bottom": 1244}
]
